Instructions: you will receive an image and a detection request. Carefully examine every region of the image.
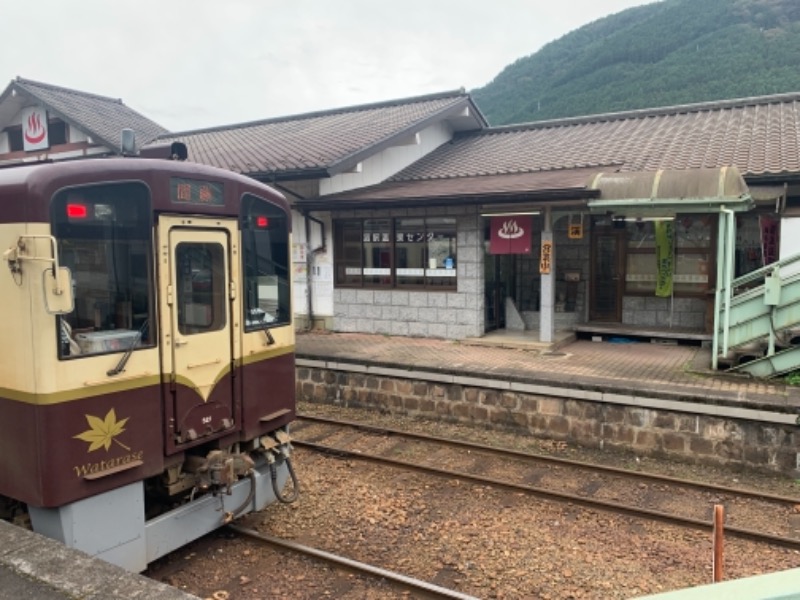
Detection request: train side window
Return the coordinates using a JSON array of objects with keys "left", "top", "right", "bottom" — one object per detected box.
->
[
  {"left": 241, "top": 194, "right": 291, "bottom": 331},
  {"left": 51, "top": 183, "right": 154, "bottom": 358}
]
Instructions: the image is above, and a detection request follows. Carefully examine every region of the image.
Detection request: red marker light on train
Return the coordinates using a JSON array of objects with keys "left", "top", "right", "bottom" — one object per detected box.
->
[
  {"left": 256, "top": 216, "right": 269, "bottom": 228},
  {"left": 66, "top": 203, "right": 88, "bottom": 219}
]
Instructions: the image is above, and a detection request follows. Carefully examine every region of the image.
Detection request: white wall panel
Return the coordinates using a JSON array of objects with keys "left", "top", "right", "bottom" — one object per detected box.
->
[{"left": 320, "top": 121, "right": 454, "bottom": 195}]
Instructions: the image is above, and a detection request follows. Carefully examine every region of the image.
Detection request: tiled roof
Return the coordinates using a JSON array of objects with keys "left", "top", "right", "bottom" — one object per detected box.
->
[
  {"left": 4, "top": 77, "right": 168, "bottom": 152},
  {"left": 154, "top": 91, "right": 485, "bottom": 178},
  {"left": 394, "top": 92, "right": 800, "bottom": 182}
]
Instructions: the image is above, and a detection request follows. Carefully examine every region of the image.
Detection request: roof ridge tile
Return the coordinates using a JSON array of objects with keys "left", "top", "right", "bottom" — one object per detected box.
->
[
  {"left": 484, "top": 91, "right": 800, "bottom": 134},
  {"left": 14, "top": 76, "right": 123, "bottom": 104},
  {"left": 162, "top": 89, "right": 470, "bottom": 138}
]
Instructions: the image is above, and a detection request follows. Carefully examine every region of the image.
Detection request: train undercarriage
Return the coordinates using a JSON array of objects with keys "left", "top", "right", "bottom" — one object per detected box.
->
[{"left": 5, "top": 427, "right": 296, "bottom": 572}]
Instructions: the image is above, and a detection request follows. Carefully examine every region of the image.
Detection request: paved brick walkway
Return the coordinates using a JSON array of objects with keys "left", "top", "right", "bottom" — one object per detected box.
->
[{"left": 296, "top": 331, "right": 800, "bottom": 413}]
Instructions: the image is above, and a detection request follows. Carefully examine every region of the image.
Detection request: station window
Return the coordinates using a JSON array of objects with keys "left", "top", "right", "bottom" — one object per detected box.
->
[
  {"left": 334, "top": 217, "right": 457, "bottom": 290},
  {"left": 52, "top": 183, "right": 154, "bottom": 358},
  {"left": 624, "top": 214, "right": 714, "bottom": 296}
]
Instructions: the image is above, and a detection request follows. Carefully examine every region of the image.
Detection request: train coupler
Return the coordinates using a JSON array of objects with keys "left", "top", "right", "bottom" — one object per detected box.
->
[{"left": 187, "top": 449, "right": 255, "bottom": 496}]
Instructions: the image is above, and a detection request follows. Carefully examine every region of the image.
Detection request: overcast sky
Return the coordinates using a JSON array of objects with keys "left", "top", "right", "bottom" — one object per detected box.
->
[{"left": 4, "top": 1, "right": 653, "bottom": 132}]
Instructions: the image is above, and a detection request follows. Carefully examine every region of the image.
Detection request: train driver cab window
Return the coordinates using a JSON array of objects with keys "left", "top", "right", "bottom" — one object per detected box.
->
[
  {"left": 51, "top": 183, "right": 154, "bottom": 359},
  {"left": 241, "top": 194, "right": 291, "bottom": 331}
]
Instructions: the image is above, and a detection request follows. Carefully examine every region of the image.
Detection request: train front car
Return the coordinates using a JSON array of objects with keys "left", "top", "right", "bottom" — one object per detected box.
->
[{"left": 0, "top": 158, "right": 297, "bottom": 571}]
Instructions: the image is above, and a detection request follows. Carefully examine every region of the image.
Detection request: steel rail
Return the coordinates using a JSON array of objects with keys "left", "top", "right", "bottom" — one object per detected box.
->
[
  {"left": 293, "top": 438, "right": 800, "bottom": 551},
  {"left": 296, "top": 413, "right": 800, "bottom": 505},
  {"left": 228, "top": 525, "right": 481, "bottom": 600}
]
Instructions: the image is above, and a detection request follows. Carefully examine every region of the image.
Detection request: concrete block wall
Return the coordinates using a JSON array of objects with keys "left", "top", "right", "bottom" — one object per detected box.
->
[
  {"left": 622, "top": 296, "right": 706, "bottom": 329},
  {"left": 297, "top": 366, "right": 799, "bottom": 475},
  {"left": 332, "top": 206, "right": 483, "bottom": 339}
]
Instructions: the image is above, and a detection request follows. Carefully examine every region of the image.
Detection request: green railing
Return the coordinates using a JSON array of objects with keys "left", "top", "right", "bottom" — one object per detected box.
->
[{"left": 714, "top": 231, "right": 800, "bottom": 376}]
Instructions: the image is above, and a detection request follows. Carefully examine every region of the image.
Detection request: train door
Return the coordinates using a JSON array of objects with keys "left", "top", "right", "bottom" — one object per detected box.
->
[{"left": 158, "top": 216, "right": 240, "bottom": 449}]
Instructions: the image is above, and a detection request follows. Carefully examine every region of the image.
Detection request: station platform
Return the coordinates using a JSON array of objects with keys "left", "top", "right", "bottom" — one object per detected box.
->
[
  {"left": 295, "top": 329, "right": 800, "bottom": 417},
  {"left": 0, "top": 520, "right": 199, "bottom": 600}
]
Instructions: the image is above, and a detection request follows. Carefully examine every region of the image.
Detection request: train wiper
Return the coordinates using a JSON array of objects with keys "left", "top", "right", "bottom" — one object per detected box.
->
[
  {"left": 107, "top": 319, "right": 148, "bottom": 377},
  {"left": 250, "top": 308, "right": 275, "bottom": 346}
]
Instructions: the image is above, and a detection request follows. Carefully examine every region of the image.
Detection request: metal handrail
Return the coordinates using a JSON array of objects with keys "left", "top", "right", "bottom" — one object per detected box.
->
[{"left": 716, "top": 245, "right": 800, "bottom": 372}]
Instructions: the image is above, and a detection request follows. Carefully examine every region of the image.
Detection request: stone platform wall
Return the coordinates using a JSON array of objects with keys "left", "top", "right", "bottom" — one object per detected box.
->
[{"left": 296, "top": 365, "right": 799, "bottom": 475}]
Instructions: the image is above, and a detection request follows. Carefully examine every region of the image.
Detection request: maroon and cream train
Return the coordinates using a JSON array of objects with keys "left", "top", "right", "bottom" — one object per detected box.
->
[{"left": 0, "top": 151, "right": 297, "bottom": 571}]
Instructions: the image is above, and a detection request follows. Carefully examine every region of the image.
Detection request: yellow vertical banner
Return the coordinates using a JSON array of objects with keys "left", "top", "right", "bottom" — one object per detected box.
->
[
  {"left": 655, "top": 221, "right": 674, "bottom": 297},
  {"left": 540, "top": 240, "right": 552, "bottom": 274}
]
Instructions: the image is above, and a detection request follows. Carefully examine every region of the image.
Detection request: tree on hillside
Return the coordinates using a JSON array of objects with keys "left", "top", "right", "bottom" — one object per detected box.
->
[{"left": 472, "top": 0, "right": 800, "bottom": 125}]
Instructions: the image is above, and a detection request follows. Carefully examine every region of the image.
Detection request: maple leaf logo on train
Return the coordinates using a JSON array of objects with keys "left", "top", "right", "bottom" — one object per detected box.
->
[{"left": 74, "top": 408, "right": 131, "bottom": 452}]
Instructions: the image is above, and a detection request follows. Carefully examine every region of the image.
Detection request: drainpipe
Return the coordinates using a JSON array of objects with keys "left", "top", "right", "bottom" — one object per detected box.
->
[{"left": 303, "top": 209, "right": 327, "bottom": 330}]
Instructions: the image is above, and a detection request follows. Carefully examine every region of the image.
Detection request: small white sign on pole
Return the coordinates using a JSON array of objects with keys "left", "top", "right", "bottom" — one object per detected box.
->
[{"left": 21, "top": 106, "right": 49, "bottom": 151}]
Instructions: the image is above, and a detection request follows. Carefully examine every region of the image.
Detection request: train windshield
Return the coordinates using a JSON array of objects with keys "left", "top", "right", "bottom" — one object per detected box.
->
[
  {"left": 51, "top": 182, "right": 153, "bottom": 358},
  {"left": 241, "top": 194, "right": 291, "bottom": 330}
]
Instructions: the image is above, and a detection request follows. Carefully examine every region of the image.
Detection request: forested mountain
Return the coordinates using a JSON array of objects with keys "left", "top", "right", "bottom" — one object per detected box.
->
[{"left": 472, "top": 0, "right": 800, "bottom": 125}]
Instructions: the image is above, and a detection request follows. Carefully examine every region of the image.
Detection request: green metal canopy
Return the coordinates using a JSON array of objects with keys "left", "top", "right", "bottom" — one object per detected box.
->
[{"left": 587, "top": 167, "right": 753, "bottom": 216}]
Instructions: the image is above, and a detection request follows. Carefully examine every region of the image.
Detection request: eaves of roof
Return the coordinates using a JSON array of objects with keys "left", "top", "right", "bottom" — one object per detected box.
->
[
  {"left": 744, "top": 172, "right": 800, "bottom": 184},
  {"left": 295, "top": 167, "right": 601, "bottom": 211},
  {"left": 247, "top": 167, "right": 332, "bottom": 184}
]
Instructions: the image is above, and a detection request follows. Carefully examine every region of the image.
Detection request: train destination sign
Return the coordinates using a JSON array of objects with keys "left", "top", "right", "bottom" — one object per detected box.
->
[{"left": 170, "top": 177, "right": 224, "bottom": 206}]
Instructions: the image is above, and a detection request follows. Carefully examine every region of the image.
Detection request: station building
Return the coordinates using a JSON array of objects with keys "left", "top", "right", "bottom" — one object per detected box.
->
[
  {"left": 152, "top": 90, "right": 800, "bottom": 354},
  {"left": 3, "top": 77, "right": 800, "bottom": 370}
]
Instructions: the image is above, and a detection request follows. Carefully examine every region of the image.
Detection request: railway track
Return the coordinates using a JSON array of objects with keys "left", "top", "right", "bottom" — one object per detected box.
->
[
  {"left": 293, "top": 413, "right": 800, "bottom": 550},
  {"left": 147, "top": 524, "right": 476, "bottom": 600},
  {"left": 228, "top": 525, "right": 480, "bottom": 599}
]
